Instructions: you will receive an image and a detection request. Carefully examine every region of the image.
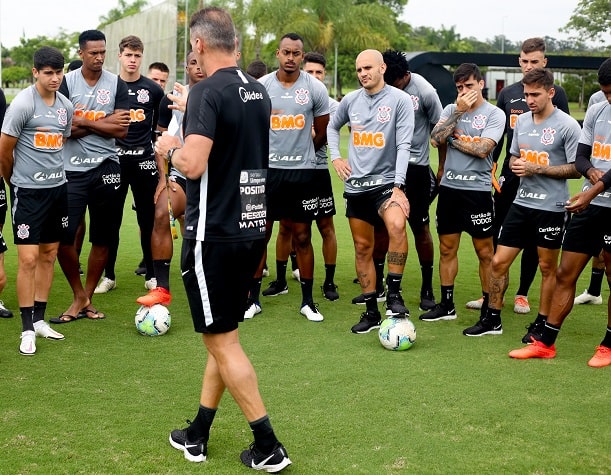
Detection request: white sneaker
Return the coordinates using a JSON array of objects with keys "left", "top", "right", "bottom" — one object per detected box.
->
[
  {"left": 300, "top": 302, "right": 324, "bottom": 322},
  {"left": 244, "top": 301, "right": 262, "bottom": 319},
  {"left": 145, "top": 277, "right": 157, "bottom": 290},
  {"left": 262, "top": 267, "right": 270, "bottom": 277},
  {"left": 34, "top": 320, "right": 65, "bottom": 340},
  {"left": 94, "top": 277, "right": 117, "bottom": 294},
  {"left": 19, "top": 330, "right": 36, "bottom": 355},
  {"left": 513, "top": 295, "right": 531, "bottom": 314},
  {"left": 0, "top": 300, "right": 13, "bottom": 318},
  {"left": 465, "top": 297, "right": 483, "bottom": 310},
  {"left": 292, "top": 269, "right": 300, "bottom": 282},
  {"left": 574, "top": 289, "right": 603, "bottom": 305}
]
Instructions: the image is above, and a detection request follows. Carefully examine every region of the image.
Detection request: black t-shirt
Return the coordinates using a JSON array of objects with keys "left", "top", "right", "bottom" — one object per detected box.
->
[
  {"left": 183, "top": 67, "right": 271, "bottom": 242},
  {"left": 157, "top": 94, "right": 173, "bottom": 129},
  {"left": 117, "top": 75, "right": 164, "bottom": 158}
]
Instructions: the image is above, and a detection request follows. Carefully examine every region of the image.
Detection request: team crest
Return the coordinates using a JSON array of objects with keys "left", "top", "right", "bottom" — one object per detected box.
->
[
  {"left": 294, "top": 88, "right": 310, "bottom": 106},
  {"left": 136, "top": 89, "right": 150, "bottom": 104},
  {"left": 96, "top": 89, "right": 111, "bottom": 106},
  {"left": 57, "top": 108, "right": 68, "bottom": 126},
  {"left": 410, "top": 95, "right": 420, "bottom": 110},
  {"left": 471, "top": 114, "right": 487, "bottom": 130},
  {"left": 17, "top": 223, "right": 30, "bottom": 240},
  {"left": 377, "top": 106, "right": 392, "bottom": 123},
  {"left": 540, "top": 127, "right": 556, "bottom": 145}
]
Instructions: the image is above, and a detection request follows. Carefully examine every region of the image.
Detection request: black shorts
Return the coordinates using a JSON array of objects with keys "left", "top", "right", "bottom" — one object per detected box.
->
[
  {"left": 405, "top": 164, "right": 436, "bottom": 229},
  {"left": 562, "top": 205, "right": 611, "bottom": 256},
  {"left": 181, "top": 238, "right": 265, "bottom": 334},
  {"left": 436, "top": 186, "right": 494, "bottom": 238},
  {"left": 267, "top": 169, "right": 320, "bottom": 223},
  {"left": 0, "top": 177, "right": 7, "bottom": 226},
  {"left": 0, "top": 232, "right": 6, "bottom": 253},
  {"left": 314, "top": 169, "right": 336, "bottom": 219},
  {"left": 169, "top": 173, "right": 186, "bottom": 193},
  {"left": 493, "top": 170, "right": 519, "bottom": 234},
  {"left": 345, "top": 184, "right": 394, "bottom": 228},
  {"left": 498, "top": 203, "right": 568, "bottom": 250},
  {"left": 62, "top": 160, "right": 123, "bottom": 246},
  {"left": 10, "top": 184, "right": 68, "bottom": 245}
]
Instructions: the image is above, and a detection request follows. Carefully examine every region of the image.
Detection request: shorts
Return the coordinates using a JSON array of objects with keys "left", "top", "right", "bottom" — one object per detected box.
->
[
  {"left": 0, "top": 232, "right": 6, "bottom": 253},
  {"left": 497, "top": 203, "right": 568, "bottom": 250},
  {"left": 61, "top": 160, "right": 123, "bottom": 246},
  {"left": 181, "top": 238, "right": 265, "bottom": 334},
  {"left": 169, "top": 173, "right": 186, "bottom": 193},
  {"left": 405, "top": 164, "right": 436, "bottom": 229},
  {"left": 436, "top": 186, "right": 494, "bottom": 238},
  {"left": 561, "top": 205, "right": 611, "bottom": 256},
  {"left": 0, "top": 177, "right": 7, "bottom": 226},
  {"left": 267, "top": 169, "right": 320, "bottom": 223},
  {"left": 493, "top": 171, "right": 519, "bottom": 235},
  {"left": 345, "top": 184, "right": 394, "bottom": 228},
  {"left": 314, "top": 169, "right": 336, "bottom": 219},
  {"left": 10, "top": 184, "right": 68, "bottom": 245}
]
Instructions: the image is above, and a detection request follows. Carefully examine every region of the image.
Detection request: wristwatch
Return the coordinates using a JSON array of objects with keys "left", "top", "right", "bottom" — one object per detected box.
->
[{"left": 167, "top": 147, "right": 179, "bottom": 163}]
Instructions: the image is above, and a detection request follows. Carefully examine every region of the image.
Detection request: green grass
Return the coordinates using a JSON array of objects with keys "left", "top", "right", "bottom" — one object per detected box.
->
[{"left": 0, "top": 138, "right": 609, "bottom": 474}]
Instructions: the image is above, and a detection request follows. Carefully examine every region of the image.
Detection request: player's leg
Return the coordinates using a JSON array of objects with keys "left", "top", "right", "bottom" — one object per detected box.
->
[
  {"left": 575, "top": 251, "right": 605, "bottom": 305},
  {"left": 380, "top": 202, "right": 409, "bottom": 317}
]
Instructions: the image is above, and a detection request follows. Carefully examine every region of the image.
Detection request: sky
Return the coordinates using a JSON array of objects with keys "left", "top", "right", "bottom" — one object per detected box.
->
[{"left": 0, "top": 0, "right": 607, "bottom": 50}]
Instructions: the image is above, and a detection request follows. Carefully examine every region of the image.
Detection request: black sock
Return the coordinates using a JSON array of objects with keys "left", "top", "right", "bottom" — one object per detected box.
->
[
  {"left": 20, "top": 307, "right": 34, "bottom": 332},
  {"left": 601, "top": 327, "right": 611, "bottom": 348},
  {"left": 480, "top": 292, "right": 490, "bottom": 319},
  {"left": 249, "top": 415, "right": 278, "bottom": 454},
  {"left": 588, "top": 268, "right": 605, "bottom": 297},
  {"left": 486, "top": 306, "right": 501, "bottom": 321},
  {"left": 275, "top": 260, "right": 288, "bottom": 285},
  {"left": 374, "top": 258, "right": 385, "bottom": 291},
  {"left": 517, "top": 245, "right": 538, "bottom": 296},
  {"left": 441, "top": 285, "right": 454, "bottom": 308},
  {"left": 33, "top": 301, "right": 47, "bottom": 323},
  {"left": 289, "top": 252, "right": 298, "bottom": 271},
  {"left": 419, "top": 261, "right": 434, "bottom": 295},
  {"left": 541, "top": 322, "right": 561, "bottom": 347},
  {"left": 363, "top": 291, "right": 378, "bottom": 313},
  {"left": 153, "top": 259, "right": 172, "bottom": 291},
  {"left": 324, "top": 264, "right": 336, "bottom": 286},
  {"left": 300, "top": 278, "right": 313, "bottom": 305},
  {"left": 535, "top": 313, "right": 547, "bottom": 324},
  {"left": 187, "top": 405, "right": 217, "bottom": 442},
  {"left": 386, "top": 272, "right": 402, "bottom": 295},
  {"left": 249, "top": 277, "right": 262, "bottom": 302}
]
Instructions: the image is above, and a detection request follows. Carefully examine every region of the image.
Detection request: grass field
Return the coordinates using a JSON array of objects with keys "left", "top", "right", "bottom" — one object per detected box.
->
[{"left": 0, "top": 133, "right": 609, "bottom": 474}]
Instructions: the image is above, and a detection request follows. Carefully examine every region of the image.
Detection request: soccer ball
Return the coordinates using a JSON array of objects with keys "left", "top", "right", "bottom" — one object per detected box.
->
[
  {"left": 135, "top": 304, "right": 171, "bottom": 336},
  {"left": 378, "top": 316, "right": 416, "bottom": 351}
]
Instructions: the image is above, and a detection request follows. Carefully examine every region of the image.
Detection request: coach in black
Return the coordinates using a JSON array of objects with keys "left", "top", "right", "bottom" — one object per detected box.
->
[{"left": 154, "top": 7, "right": 291, "bottom": 472}]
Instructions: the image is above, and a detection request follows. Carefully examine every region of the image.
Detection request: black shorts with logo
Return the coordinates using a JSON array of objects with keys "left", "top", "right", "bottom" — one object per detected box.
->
[
  {"left": 61, "top": 159, "right": 123, "bottom": 246},
  {"left": 10, "top": 184, "right": 68, "bottom": 245},
  {"left": 345, "top": 183, "right": 394, "bottom": 228},
  {"left": 498, "top": 203, "right": 568, "bottom": 250},
  {"left": 562, "top": 204, "right": 611, "bottom": 256},
  {"left": 436, "top": 186, "right": 494, "bottom": 238},
  {"left": 267, "top": 169, "right": 320, "bottom": 223},
  {"left": 405, "top": 164, "right": 436, "bottom": 229}
]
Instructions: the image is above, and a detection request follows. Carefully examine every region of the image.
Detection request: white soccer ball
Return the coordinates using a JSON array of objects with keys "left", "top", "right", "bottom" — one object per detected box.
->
[
  {"left": 378, "top": 316, "right": 416, "bottom": 351},
  {"left": 135, "top": 304, "right": 171, "bottom": 336}
]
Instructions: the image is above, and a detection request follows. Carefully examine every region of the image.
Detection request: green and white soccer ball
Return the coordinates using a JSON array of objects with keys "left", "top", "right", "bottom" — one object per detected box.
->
[
  {"left": 135, "top": 304, "right": 171, "bottom": 336},
  {"left": 378, "top": 316, "right": 416, "bottom": 351}
]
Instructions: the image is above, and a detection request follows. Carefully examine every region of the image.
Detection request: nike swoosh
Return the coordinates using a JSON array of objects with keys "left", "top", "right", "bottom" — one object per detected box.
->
[
  {"left": 114, "top": 185, "right": 121, "bottom": 190},
  {"left": 510, "top": 98, "right": 523, "bottom": 103},
  {"left": 252, "top": 453, "right": 277, "bottom": 469},
  {"left": 482, "top": 226, "right": 492, "bottom": 232},
  {"left": 184, "top": 443, "right": 200, "bottom": 449},
  {"left": 181, "top": 269, "right": 190, "bottom": 276},
  {"left": 33, "top": 114, "right": 42, "bottom": 119},
  {"left": 151, "top": 171, "right": 157, "bottom": 176}
]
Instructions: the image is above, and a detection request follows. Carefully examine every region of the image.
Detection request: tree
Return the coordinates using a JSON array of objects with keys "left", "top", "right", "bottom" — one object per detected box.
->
[
  {"left": 8, "top": 36, "right": 73, "bottom": 68},
  {"left": 561, "top": 0, "right": 611, "bottom": 45},
  {"left": 2, "top": 66, "right": 30, "bottom": 88},
  {"left": 98, "top": 0, "right": 150, "bottom": 28}
]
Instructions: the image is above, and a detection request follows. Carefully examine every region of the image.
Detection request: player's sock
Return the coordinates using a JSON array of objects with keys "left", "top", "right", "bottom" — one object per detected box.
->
[
  {"left": 249, "top": 415, "right": 279, "bottom": 454},
  {"left": 249, "top": 277, "right": 262, "bottom": 302},
  {"left": 275, "top": 260, "right": 288, "bottom": 285},
  {"left": 420, "top": 260, "right": 434, "bottom": 295},
  {"left": 364, "top": 291, "right": 379, "bottom": 313},
  {"left": 153, "top": 259, "right": 171, "bottom": 291},
  {"left": 33, "top": 301, "right": 47, "bottom": 324},
  {"left": 300, "top": 278, "right": 314, "bottom": 305},
  {"left": 441, "top": 285, "right": 454, "bottom": 309},
  {"left": 374, "top": 258, "right": 385, "bottom": 291},
  {"left": 20, "top": 306, "right": 34, "bottom": 332},
  {"left": 187, "top": 405, "right": 217, "bottom": 442},
  {"left": 588, "top": 268, "right": 605, "bottom": 297},
  {"left": 601, "top": 327, "right": 611, "bottom": 348},
  {"left": 289, "top": 252, "right": 298, "bottom": 272},
  {"left": 386, "top": 272, "right": 402, "bottom": 295},
  {"left": 517, "top": 245, "right": 538, "bottom": 296},
  {"left": 480, "top": 292, "right": 490, "bottom": 318},
  {"left": 324, "top": 264, "right": 336, "bottom": 286},
  {"left": 540, "top": 322, "right": 561, "bottom": 347}
]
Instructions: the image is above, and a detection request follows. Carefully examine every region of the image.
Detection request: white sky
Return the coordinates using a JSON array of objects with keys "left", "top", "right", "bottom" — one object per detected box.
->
[{"left": 0, "top": 0, "right": 608, "bottom": 49}]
